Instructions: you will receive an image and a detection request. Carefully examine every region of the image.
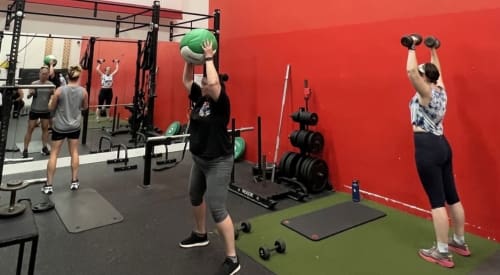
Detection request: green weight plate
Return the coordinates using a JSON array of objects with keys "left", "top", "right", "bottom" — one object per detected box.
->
[
  {"left": 165, "top": 121, "right": 181, "bottom": 136},
  {"left": 234, "top": 137, "right": 246, "bottom": 160}
]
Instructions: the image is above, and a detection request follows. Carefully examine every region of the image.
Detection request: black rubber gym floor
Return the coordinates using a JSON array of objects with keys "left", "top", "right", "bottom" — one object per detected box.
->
[{"left": 0, "top": 153, "right": 300, "bottom": 275}]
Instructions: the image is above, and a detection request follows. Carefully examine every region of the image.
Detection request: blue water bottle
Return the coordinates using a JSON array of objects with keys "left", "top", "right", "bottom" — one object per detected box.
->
[{"left": 352, "top": 179, "right": 360, "bottom": 202}]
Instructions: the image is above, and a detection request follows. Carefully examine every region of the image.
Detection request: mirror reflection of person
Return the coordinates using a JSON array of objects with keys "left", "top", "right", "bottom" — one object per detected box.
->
[
  {"left": 12, "top": 89, "right": 25, "bottom": 118},
  {"left": 22, "top": 66, "right": 54, "bottom": 158},
  {"left": 95, "top": 59, "right": 119, "bottom": 122},
  {"left": 47, "top": 57, "right": 66, "bottom": 131}
]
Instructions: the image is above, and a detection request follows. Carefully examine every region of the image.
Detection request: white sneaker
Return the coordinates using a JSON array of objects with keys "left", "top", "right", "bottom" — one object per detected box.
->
[
  {"left": 70, "top": 180, "right": 80, "bottom": 190},
  {"left": 41, "top": 185, "right": 53, "bottom": 194}
]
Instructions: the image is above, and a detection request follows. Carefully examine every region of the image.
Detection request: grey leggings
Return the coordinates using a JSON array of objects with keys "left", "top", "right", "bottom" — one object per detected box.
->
[{"left": 189, "top": 154, "right": 234, "bottom": 223}]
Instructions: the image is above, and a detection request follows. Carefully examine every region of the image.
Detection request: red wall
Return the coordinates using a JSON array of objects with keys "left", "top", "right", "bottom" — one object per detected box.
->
[
  {"left": 210, "top": 0, "right": 500, "bottom": 241},
  {"left": 80, "top": 38, "right": 187, "bottom": 132}
]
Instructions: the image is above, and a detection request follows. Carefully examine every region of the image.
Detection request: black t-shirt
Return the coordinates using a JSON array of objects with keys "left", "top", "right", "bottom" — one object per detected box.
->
[
  {"left": 48, "top": 72, "right": 62, "bottom": 88},
  {"left": 188, "top": 83, "right": 232, "bottom": 159}
]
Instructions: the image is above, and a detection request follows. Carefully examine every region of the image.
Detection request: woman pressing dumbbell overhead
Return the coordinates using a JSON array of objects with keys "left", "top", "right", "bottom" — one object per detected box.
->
[
  {"left": 403, "top": 34, "right": 471, "bottom": 268},
  {"left": 95, "top": 58, "right": 119, "bottom": 122}
]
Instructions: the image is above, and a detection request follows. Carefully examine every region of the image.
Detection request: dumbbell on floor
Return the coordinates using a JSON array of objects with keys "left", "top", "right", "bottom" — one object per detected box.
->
[
  {"left": 258, "top": 239, "right": 286, "bottom": 260},
  {"left": 424, "top": 36, "right": 441, "bottom": 49},
  {"left": 401, "top": 33, "right": 422, "bottom": 49},
  {"left": 234, "top": 221, "right": 251, "bottom": 240}
]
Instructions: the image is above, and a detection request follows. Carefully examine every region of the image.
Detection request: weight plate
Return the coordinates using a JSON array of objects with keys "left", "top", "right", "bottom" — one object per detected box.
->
[
  {"left": 300, "top": 157, "right": 312, "bottom": 182},
  {"left": 294, "top": 155, "right": 306, "bottom": 179},
  {"left": 285, "top": 152, "right": 301, "bottom": 177},
  {"left": 289, "top": 130, "right": 300, "bottom": 147},
  {"left": 308, "top": 112, "right": 318, "bottom": 126},
  {"left": 297, "top": 130, "right": 309, "bottom": 149},
  {"left": 165, "top": 121, "right": 181, "bottom": 136},
  {"left": 308, "top": 158, "right": 329, "bottom": 193},
  {"left": 234, "top": 137, "right": 246, "bottom": 160},
  {"left": 309, "top": 132, "right": 324, "bottom": 153},
  {"left": 279, "top": 152, "right": 293, "bottom": 174}
]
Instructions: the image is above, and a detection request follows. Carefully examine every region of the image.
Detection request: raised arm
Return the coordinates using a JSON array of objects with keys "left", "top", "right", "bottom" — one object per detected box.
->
[
  {"left": 407, "top": 49, "right": 431, "bottom": 102},
  {"left": 430, "top": 48, "right": 445, "bottom": 89},
  {"left": 96, "top": 63, "right": 104, "bottom": 76},
  {"left": 183, "top": 62, "right": 194, "bottom": 92},
  {"left": 49, "top": 60, "right": 56, "bottom": 79},
  {"left": 202, "top": 40, "right": 221, "bottom": 101},
  {"left": 111, "top": 60, "right": 119, "bottom": 76}
]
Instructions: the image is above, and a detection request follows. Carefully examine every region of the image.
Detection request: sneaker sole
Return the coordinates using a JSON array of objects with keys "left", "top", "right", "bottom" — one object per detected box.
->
[
  {"left": 229, "top": 264, "right": 241, "bottom": 275},
  {"left": 449, "top": 246, "right": 471, "bottom": 257},
  {"left": 179, "top": 240, "right": 209, "bottom": 248},
  {"left": 418, "top": 251, "right": 455, "bottom": 268}
]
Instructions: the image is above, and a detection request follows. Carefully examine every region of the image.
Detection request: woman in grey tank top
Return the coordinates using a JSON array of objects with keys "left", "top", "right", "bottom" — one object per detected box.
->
[{"left": 42, "top": 65, "right": 89, "bottom": 194}]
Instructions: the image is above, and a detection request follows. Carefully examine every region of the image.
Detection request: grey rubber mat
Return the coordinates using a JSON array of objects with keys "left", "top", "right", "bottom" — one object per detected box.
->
[
  {"left": 281, "top": 201, "right": 386, "bottom": 241},
  {"left": 51, "top": 188, "right": 123, "bottom": 233}
]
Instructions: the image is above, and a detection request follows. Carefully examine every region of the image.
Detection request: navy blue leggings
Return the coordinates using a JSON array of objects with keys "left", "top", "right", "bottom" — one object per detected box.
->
[{"left": 414, "top": 132, "right": 460, "bottom": 209}]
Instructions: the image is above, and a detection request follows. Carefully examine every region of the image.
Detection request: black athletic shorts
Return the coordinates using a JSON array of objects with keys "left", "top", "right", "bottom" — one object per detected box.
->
[
  {"left": 29, "top": 111, "right": 51, "bottom": 120},
  {"left": 52, "top": 129, "right": 81, "bottom": 141}
]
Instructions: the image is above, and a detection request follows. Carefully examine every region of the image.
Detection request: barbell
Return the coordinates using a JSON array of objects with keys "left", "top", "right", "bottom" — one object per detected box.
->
[
  {"left": 146, "top": 127, "right": 255, "bottom": 142},
  {"left": 1, "top": 84, "right": 56, "bottom": 90},
  {"left": 89, "top": 103, "right": 134, "bottom": 108}
]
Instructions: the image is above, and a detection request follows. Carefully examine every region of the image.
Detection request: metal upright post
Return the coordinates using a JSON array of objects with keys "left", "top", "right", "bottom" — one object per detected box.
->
[
  {"left": 213, "top": 9, "right": 221, "bottom": 71},
  {"left": 0, "top": 0, "right": 26, "bottom": 178},
  {"left": 81, "top": 37, "right": 96, "bottom": 145},
  {"left": 144, "top": 1, "right": 160, "bottom": 133}
]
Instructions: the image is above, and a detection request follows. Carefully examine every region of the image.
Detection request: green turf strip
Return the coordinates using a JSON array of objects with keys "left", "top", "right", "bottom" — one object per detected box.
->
[
  {"left": 235, "top": 193, "right": 499, "bottom": 275},
  {"left": 84, "top": 112, "right": 128, "bottom": 130}
]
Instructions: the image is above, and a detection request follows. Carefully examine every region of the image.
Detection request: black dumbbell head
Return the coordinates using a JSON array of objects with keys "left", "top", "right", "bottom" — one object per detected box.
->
[
  {"left": 410, "top": 33, "right": 423, "bottom": 45},
  {"left": 259, "top": 246, "right": 271, "bottom": 260},
  {"left": 241, "top": 221, "right": 252, "bottom": 233},
  {"left": 400, "top": 36, "right": 413, "bottom": 48},
  {"left": 424, "top": 36, "right": 440, "bottom": 49},
  {"left": 275, "top": 239, "right": 286, "bottom": 253}
]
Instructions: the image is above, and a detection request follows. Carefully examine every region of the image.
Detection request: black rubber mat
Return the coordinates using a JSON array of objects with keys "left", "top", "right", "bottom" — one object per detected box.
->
[
  {"left": 281, "top": 201, "right": 386, "bottom": 241},
  {"left": 51, "top": 188, "right": 124, "bottom": 233}
]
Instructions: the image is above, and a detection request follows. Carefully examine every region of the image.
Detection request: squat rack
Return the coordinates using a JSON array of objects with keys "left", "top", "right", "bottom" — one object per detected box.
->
[{"left": 0, "top": 0, "right": 222, "bottom": 179}]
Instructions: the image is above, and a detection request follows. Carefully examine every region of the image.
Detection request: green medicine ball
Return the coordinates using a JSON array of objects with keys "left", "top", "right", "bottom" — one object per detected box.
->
[
  {"left": 180, "top": 29, "right": 218, "bottom": 65},
  {"left": 43, "top": 54, "right": 57, "bottom": 66}
]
